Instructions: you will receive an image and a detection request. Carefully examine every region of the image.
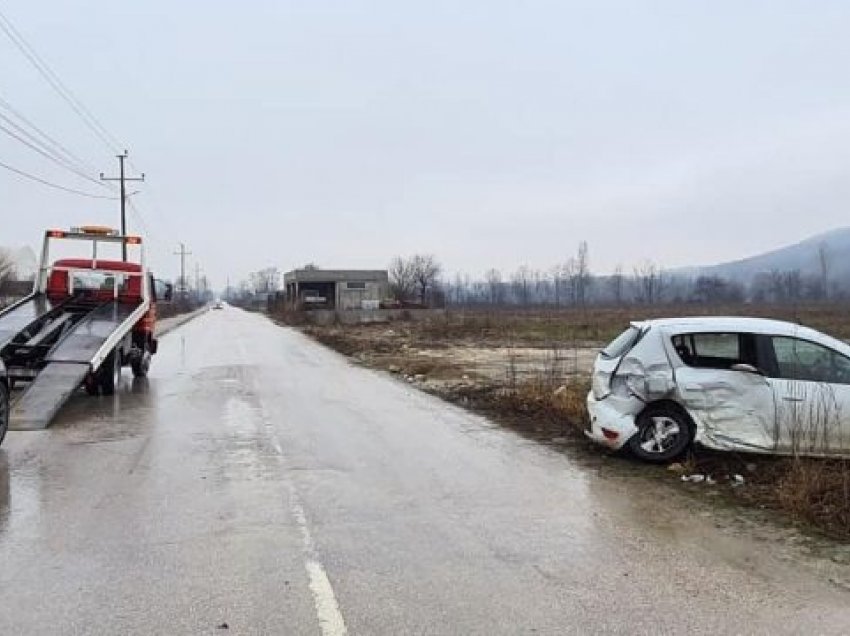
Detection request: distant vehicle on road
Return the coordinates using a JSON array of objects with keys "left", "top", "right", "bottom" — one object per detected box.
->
[
  {"left": 587, "top": 317, "right": 850, "bottom": 462},
  {"left": 213, "top": 300, "right": 224, "bottom": 310}
]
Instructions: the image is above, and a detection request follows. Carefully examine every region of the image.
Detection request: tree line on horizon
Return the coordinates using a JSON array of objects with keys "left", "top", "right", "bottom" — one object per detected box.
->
[{"left": 397, "top": 242, "right": 847, "bottom": 309}]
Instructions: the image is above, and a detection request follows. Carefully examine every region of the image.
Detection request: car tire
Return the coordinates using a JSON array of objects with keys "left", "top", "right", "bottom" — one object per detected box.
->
[
  {"left": 628, "top": 404, "right": 692, "bottom": 463},
  {"left": 0, "top": 382, "right": 8, "bottom": 448}
]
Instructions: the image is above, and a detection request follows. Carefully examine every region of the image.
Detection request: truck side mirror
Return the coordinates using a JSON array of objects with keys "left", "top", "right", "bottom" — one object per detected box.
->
[{"left": 163, "top": 283, "right": 174, "bottom": 302}]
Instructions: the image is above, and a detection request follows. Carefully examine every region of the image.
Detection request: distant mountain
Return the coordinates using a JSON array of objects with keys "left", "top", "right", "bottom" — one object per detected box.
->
[{"left": 680, "top": 227, "right": 850, "bottom": 285}]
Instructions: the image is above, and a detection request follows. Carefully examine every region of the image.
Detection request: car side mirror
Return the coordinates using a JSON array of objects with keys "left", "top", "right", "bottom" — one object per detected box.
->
[
  {"left": 163, "top": 283, "right": 174, "bottom": 302},
  {"left": 731, "top": 363, "right": 763, "bottom": 375}
]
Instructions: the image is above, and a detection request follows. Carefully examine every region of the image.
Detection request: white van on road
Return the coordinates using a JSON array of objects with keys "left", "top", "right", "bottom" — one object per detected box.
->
[{"left": 586, "top": 317, "right": 850, "bottom": 462}]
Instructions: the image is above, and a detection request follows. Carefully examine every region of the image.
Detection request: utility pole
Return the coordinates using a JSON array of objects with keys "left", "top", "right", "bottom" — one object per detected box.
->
[
  {"left": 100, "top": 150, "right": 145, "bottom": 261},
  {"left": 174, "top": 243, "right": 191, "bottom": 298},
  {"left": 194, "top": 262, "right": 201, "bottom": 302}
]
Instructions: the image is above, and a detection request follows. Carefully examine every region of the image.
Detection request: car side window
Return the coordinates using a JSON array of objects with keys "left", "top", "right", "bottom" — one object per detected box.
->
[
  {"left": 770, "top": 336, "right": 850, "bottom": 384},
  {"left": 671, "top": 332, "right": 755, "bottom": 369}
]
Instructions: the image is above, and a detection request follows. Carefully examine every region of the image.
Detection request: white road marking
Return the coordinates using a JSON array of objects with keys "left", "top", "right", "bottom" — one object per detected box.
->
[
  {"left": 259, "top": 410, "right": 348, "bottom": 636},
  {"left": 288, "top": 483, "right": 348, "bottom": 636}
]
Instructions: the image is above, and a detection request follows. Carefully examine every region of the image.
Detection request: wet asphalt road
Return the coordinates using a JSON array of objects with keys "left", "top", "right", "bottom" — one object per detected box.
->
[{"left": 1, "top": 307, "right": 849, "bottom": 635}]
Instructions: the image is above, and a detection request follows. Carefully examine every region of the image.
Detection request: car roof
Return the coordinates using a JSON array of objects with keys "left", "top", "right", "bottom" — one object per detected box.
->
[{"left": 634, "top": 316, "right": 829, "bottom": 340}]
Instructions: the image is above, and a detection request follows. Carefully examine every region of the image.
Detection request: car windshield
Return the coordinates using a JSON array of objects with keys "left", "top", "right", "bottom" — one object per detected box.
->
[{"left": 601, "top": 325, "right": 642, "bottom": 359}]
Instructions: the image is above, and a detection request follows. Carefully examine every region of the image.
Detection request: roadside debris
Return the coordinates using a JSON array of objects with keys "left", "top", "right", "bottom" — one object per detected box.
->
[{"left": 678, "top": 472, "right": 745, "bottom": 487}]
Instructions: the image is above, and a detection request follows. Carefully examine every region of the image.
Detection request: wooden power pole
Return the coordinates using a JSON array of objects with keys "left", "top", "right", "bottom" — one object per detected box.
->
[{"left": 100, "top": 151, "right": 144, "bottom": 260}]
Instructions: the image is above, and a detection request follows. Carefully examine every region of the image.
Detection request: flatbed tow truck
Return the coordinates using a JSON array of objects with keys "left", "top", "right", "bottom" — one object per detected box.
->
[{"left": 0, "top": 225, "right": 169, "bottom": 435}]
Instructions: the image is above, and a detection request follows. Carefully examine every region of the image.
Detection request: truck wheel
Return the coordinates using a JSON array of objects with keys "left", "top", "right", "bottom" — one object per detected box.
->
[
  {"left": 99, "top": 350, "right": 121, "bottom": 396},
  {"left": 0, "top": 382, "right": 8, "bottom": 448},
  {"left": 131, "top": 349, "right": 151, "bottom": 378},
  {"left": 84, "top": 374, "right": 99, "bottom": 396}
]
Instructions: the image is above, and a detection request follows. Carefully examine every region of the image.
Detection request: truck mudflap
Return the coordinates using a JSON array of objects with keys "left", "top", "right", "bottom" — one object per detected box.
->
[{"left": 10, "top": 363, "right": 90, "bottom": 430}]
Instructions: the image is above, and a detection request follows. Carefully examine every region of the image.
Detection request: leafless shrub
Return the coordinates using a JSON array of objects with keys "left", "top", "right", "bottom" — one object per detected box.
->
[{"left": 0, "top": 251, "right": 13, "bottom": 286}]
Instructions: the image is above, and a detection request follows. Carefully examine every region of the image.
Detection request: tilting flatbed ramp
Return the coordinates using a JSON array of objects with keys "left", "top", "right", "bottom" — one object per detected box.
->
[
  {"left": 10, "top": 301, "right": 137, "bottom": 430},
  {"left": 10, "top": 364, "right": 90, "bottom": 430},
  {"left": 0, "top": 295, "right": 53, "bottom": 349}
]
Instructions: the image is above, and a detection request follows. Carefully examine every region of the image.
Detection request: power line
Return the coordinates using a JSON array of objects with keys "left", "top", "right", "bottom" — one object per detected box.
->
[
  {"left": 0, "top": 92, "right": 98, "bottom": 175},
  {"left": 0, "top": 158, "right": 119, "bottom": 199},
  {"left": 0, "top": 119, "right": 109, "bottom": 188},
  {"left": 0, "top": 7, "right": 123, "bottom": 154}
]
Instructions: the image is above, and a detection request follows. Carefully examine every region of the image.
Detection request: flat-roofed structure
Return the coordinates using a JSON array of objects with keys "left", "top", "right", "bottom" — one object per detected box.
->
[{"left": 283, "top": 269, "right": 389, "bottom": 310}]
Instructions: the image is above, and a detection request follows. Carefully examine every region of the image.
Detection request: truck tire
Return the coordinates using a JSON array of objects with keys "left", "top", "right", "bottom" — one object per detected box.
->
[
  {"left": 84, "top": 374, "right": 99, "bottom": 396},
  {"left": 0, "top": 382, "right": 8, "bottom": 448},
  {"left": 98, "top": 350, "right": 121, "bottom": 396},
  {"left": 131, "top": 348, "right": 151, "bottom": 378}
]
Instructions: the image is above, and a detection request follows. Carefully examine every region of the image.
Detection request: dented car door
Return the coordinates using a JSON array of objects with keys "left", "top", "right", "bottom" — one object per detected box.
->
[{"left": 666, "top": 331, "right": 778, "bottom": 452}]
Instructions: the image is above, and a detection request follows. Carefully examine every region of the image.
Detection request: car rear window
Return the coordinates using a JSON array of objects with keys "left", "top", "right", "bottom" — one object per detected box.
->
[{"left": 601, "top": 326, "right": 642, "bottom": 359}]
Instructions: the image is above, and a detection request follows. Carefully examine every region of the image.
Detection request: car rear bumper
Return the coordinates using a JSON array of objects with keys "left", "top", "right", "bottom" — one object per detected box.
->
[{"left": 585, "top": 391, "right": 640, "bottom": 450}]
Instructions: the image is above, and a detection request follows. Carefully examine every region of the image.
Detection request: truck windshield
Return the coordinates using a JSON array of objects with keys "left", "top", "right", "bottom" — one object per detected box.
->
[{"left": 71, "top": 271, "right": 129, "bottom": 294}]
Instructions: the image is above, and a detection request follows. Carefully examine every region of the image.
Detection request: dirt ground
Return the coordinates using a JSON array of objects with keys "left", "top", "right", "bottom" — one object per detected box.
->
[{"left": 301, "top": 320, "right": 596, "bottom": 388}]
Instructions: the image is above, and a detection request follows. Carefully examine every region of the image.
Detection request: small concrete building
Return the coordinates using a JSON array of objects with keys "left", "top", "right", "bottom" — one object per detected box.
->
[{"left": 283, "top": 269, "right": 389, "bottom": 310}]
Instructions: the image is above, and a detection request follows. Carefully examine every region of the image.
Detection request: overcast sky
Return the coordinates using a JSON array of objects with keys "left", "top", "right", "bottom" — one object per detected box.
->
[{"left": 3, "top": 1, "right": 850, "bottom": 287}]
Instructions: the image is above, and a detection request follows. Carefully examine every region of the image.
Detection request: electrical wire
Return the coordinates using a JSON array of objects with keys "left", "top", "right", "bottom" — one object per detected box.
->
[
  {"left": 0, "top": 7, "right": 123, "bottom": 154},
  {"left": 0, "top": 92, "right": 98, "bottom": 175},
  {"left": 0, "top": 158, "right": 118, "bottom": 199},
  {"left": 0, "top": 118, "right": 111, "bottom": 189}
]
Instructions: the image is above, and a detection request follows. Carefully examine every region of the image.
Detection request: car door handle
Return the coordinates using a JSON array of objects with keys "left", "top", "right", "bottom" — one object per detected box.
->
[{"left": 782, "top": 396, "right": 805, "bottom": 402}]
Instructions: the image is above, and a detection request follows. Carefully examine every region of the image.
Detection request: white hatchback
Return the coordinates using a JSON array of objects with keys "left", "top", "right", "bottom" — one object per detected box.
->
[{"left": 586, "top": 317, "right": 850, "bottom": 462}]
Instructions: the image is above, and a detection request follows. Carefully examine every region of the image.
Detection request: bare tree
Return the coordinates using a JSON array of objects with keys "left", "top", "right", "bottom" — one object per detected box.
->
[
  {"left": 783, "top": 269, "right": 803, "bottom": 302},
  {"left": 485, "top": 268, "right": 504, "bottom": 305},
  {"left": 574, "top": 241, "right": 591, "bottom": 308},
  {"left": 252, "top": 267, "right": 280, "bottom": 293},
  {"left": 818, "top": 242, "right": 830, "bottom": 300},
  {"left": 633, "top": 260, "right": 660, "bottom": 304},
  {"left": 411, "top": 254, "right": 441, "bottom": 304},
  {"left": 389, "top": 256, "right": 417, "bottom": 301},
  {"left": 609, "top": 264, "right": 624, "bottom": 305},
  {"left": 560, "top": 258, "right": 576, "bottom": 306},
  {"left": 0, "top": 251, "right": 14, "bottom": 287},
  {"left": 550, "top": 264, "right": 563, "bottom": 307},
  {"left": 511, "top": 265, "right": 532, "bottom": 306}
]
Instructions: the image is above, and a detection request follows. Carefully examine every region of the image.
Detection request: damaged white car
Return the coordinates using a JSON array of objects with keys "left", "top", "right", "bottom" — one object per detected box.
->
[{"left": 586, "top": 317, "right": 850, "bottom": 462}]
